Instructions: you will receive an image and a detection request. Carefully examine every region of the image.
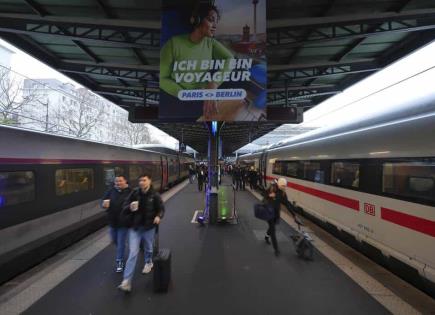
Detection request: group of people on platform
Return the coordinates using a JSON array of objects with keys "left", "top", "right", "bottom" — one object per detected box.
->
[
  {"left": 230, "top": 165, "right": 261, "bottom": 191},
  {"left": 188, "top": 164, "right": 209, "bottom": 191},
  {"left": 101, "top": 173, "right": 164, "bottom": 292},
  {"left": 101, "top": 164, "right": 296, "bottom": 293}
]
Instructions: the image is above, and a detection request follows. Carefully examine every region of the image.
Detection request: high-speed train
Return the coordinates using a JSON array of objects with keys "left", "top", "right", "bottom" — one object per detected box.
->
[
  {"left": 239, "top": 111, "right": 435, "bottom": 297},
  {"left": 0, "top": 125, "right": 194, "bottom": 284}
]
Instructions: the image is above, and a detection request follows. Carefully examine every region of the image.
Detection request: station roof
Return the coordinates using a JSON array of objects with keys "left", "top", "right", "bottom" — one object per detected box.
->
[{"left": 0, "top": 0, "right": 434, "bottom": 154}]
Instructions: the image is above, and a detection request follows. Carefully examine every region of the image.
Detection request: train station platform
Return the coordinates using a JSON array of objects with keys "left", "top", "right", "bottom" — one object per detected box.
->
[{"left": 1, "top": 177, "right": 432, "bottom": 315}]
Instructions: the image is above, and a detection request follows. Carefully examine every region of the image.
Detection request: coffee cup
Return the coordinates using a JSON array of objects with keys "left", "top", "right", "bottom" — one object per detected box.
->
[
  {"left": 103, "top": 199, "right": 110, "bottom": 208},
  {"left": 131, "top": 201, "right": 139, "bottom": 211}
]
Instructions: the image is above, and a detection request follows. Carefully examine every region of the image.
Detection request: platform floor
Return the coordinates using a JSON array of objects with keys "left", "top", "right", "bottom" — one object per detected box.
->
[{"left": 24, "top": 178, "right": 389, "bottom": 315}]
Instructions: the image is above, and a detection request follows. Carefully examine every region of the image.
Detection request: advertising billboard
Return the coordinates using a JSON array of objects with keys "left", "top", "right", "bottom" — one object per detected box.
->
[{"left": 160, "top": 0, "right": 267, "bottom": 122}]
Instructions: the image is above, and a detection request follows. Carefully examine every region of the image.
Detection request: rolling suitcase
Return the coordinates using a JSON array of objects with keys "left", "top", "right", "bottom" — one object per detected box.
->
[{"left": 153, "top": 227, "right": 171, "bottom": 293}]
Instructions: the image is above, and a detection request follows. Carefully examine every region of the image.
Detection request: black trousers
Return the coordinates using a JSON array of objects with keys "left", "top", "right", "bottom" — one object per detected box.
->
[
  {"left": 198, "top": 180, "right": 204, "bottom": 191},
  {"left": 235, "top": 178, "right": 242, "bottom": 190},
  {"left": 267, "top": 220, "right": 278, "bottom": 251}
]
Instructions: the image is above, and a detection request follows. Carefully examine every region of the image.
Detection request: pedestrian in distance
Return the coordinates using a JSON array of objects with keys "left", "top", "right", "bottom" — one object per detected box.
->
[
  {"left": 241, "top": 167, "right": 248, "bottom": 190},
  {"left": 263, "top": 178, "right": 297, "bottom": 257},
  {"left": 197, "top": 167, "right": 206, "bottom": 191},
  {"left": 188, "top": 165, "right": 196, "bottom": 184},
  {"left": 233, "top": 166, "right": 242, "bottom": 191},
  {"left": 101, "top": 175, "right": 132, "bottom": 273},
  {"left": 118, "top": 173, "right": 165, "bottom": 293},
  {"left": 249, "top": 167, "right": 258, "bottom": 190}
]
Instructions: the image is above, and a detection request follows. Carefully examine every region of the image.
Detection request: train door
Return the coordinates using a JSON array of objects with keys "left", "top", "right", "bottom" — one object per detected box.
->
[{"left": 161, "top": 156, "right": 168, "bottom": 190}]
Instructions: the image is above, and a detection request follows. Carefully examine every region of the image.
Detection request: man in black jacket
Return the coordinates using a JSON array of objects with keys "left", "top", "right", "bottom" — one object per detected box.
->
[
  {"left": 197, "top": 166, "right": 206, "bottom": 191},
  {"left": 233, "top": 166, "right": 242, "bottom": 190},
  {"left": 101, "top": 175, "right": 131, "bottom": 273},
  {"left": 264, "top": 178, "right": 296, "bottom": 256},
  {"left": 118, "top": 173, "right": 165, "bottom": 292}
]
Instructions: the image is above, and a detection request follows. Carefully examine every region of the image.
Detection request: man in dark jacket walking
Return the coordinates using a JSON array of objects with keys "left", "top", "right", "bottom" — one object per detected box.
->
[
  {"left": 264, "top": 178, "right": 296, "bottom": 256},
  {"left": 101, "top": 175, "right": 131, "bottom": 273},
  {"left": 233, "top": 167, "right": 242, "bottom": 191},
  {"left": 118, "top": 173, "right": 165, "bottom": 292},
  {"left": 197, "top": 166, "right": 206, "bottom": 191},
  {"left": 248, "top": 167, "right": 258, "bottom": 190}
]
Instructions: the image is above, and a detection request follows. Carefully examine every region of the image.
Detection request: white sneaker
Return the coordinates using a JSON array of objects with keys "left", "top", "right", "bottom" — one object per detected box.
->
[
  {"left": 142, "top": 262, "right": 154, "bottom": 274},
  {"left": 118, "top": 279, "right": 131, "bottom": 292}
]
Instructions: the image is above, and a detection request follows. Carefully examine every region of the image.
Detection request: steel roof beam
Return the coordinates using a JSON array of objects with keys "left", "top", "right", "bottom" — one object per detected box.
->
[
  {"left": 268, "top": 20, "right": 435, "bottom": 47},
  {"left": 59, "top": 60, "right": 158, "bottom": 71},
  {"left": 117, "top": 79, "right": 129, "bottom": 87},
  {"left": 0, "top": 17, "right": 160, "bottom": 48},
  {"left": 268, "top": 59, "right": 374, "bottom": 71},
  {"left": 95, "top": 0, "right": 117, "bottom": 19},
  {"left": 0, "top": 13, "right": 160, "bottom": 29},
  {"left": 23, "top": 0, "right": 49, "bottom": 17},
  {"left": 331, "top": 0, "right": 415, "bottom": 62},
  {"left": 72, "top": 40, "right": 102, "bottom": 63},
  {"left": 268, "top": 9, "right": 435, "bottom": 29},
  {"left": 268, "top": 89, "right": 339, "bottom": 104},
  {"left": 268, "top": 84, "right": 335, "bottom": 92},
  {"left": 95, "top": 87, "right": 159, "bottom": 103},
  {"left": 269, "top": 62, "right": 379, "bottom": 81},
  {"left": 59, "top": 63, "right": 158, "bottom": 83}
]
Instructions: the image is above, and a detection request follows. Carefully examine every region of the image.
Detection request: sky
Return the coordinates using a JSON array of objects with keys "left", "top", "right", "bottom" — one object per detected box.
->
[
  {"left": 0, "top": 38, "right": 179, "bottom": 147},
  {"left": 216, "top": 0, "right": 266, "bottom": 35}
]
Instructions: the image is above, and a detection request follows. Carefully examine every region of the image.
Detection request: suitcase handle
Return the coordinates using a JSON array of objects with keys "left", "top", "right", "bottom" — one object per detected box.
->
[{"left": 154, "top": 225, "right": 160, "bottom": 253}]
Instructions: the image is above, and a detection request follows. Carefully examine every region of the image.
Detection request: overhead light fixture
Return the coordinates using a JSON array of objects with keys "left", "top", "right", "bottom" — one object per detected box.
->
[{"left": 369, "top": 151, "right": 391, "bottom": 155}]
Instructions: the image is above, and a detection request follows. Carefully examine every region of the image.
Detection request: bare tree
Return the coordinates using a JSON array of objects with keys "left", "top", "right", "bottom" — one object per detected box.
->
[
  {"left": 0, "top": 67, "right": 41, "bottom": 125},
  {"left": 55, "top": 89, "right": 107, "bottom": 138},
  {"left": 124, "top": 122, "right": 152, "bottom": 146}
]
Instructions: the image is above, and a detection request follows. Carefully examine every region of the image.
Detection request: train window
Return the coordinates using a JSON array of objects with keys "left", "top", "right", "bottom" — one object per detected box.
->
[
  {"left": 55, "top": 168, "right": 94, "bottom": 196},
  {"left": 0, "top": 171, "right": 35, "bottom": 207},
  {"left": 303, "top": 162, "right": 323, "bottom": 182},
  {"left": 382, "top": 162, "right": 435, "bottom": 203},
  {"left": 331, "top": 162, "right": 360, "bottom": 188},
  {"left": 273, "top": 161, "right": 300, "bottom": 178},
  {"left": 129, "top": 165, "right": 144, "bottom": 187},
  {"left": 285, "top": 162, "right": 299, "bottom": 177},
  {"left": 272, "top": 161, "right": 284, "bottom": 175},
  {"left": 103, "top": 167, "right": 126, "bottom": 188}
]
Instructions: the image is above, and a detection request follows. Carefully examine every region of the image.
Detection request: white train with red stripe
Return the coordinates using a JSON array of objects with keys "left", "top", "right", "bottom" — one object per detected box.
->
[
  {"left": 0, "top": 125, "right": 194, "bottom": 284},
  {"left": 239, "top": 111, "right": 435, "bottom": 298}
]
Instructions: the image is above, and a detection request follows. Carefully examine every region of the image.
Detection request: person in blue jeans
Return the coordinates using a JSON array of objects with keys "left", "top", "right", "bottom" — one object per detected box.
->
[
  {"left": 118, "top": 173, "right": 165, "bottom": 292},
  {"left": 101, "top": 175, "right": 131, "bottom": 273}
]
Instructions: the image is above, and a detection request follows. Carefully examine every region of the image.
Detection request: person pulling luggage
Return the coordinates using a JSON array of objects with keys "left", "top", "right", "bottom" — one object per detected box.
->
[
  {"left": 263, "top": 178, "right": 296, "bottom": 256},
  {"left": 118, "top": 173, "right": 165, "bottom": 292},
  {"left": 101, "top": 175, "right": 131, "bottom": 273}
]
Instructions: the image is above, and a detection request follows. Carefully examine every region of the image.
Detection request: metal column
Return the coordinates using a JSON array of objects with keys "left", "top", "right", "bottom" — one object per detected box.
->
[{"left": 207, "top": 121, "right": 220, "bottom": 225}]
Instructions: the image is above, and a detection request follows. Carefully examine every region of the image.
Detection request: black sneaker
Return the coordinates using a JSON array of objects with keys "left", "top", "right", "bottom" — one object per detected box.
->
[
  {"left": 116, "top": 261, "right": 123, "bottom": 273},
  {"left": 274, "top": 250, "right": 281, "bottom": 257},
  {"left": 264, "top": 235, "right": 271, "bottom": 244}
]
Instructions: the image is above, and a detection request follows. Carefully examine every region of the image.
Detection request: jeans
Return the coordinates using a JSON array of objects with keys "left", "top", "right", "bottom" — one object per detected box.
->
[
  {"left": 123, "top": 227, "right": 156, "bottom": 282},
  {"left": 109, "top": 226, "right": 128, "bottom": 261}
]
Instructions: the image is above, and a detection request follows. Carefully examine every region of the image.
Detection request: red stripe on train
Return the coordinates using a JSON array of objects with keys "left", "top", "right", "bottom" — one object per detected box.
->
[
  {"left": 0, "top": 157, "right": 159, "bottom": 165},
  {"left": 265, "top": 175, "right": 359, "bottom": 211},
  {"left": 381, "top": 207, "right": 435, "bottom": 237}
]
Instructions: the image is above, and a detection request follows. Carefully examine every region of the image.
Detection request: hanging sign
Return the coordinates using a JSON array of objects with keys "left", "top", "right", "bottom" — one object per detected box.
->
[{"left": 160, "top": 0, "right": 267, "bottom": 122}]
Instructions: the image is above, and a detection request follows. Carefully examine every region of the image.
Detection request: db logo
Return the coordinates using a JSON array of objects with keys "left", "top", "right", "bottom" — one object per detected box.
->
[{"left": 364, "top": 203, "right": 376, "bottom": 216}]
